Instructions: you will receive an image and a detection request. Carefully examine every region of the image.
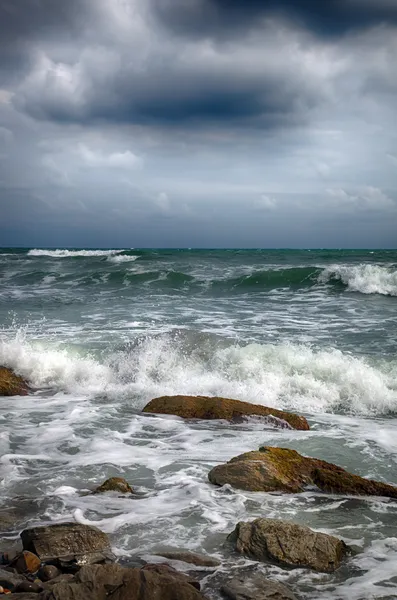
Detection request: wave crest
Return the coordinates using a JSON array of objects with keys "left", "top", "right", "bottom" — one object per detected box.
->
[
  {"left": 28, "top": 249, "right": 125, "bottom": 258},
  {"left": 1, "top": 331, "right": 396, "bottom": 416},
  {"left": 319, "top": 264, "right": 397, "bottom": 296}
]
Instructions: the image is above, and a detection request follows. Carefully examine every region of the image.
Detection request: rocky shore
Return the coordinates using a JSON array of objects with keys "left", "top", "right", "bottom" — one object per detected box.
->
[{"left": 1, "top": 368, "right": 397, "bottom": 599}]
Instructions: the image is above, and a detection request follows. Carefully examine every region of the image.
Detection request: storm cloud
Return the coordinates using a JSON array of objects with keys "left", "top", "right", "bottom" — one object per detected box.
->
[{"left": 0, "top": 0, "right": 396, "bottom": 247}]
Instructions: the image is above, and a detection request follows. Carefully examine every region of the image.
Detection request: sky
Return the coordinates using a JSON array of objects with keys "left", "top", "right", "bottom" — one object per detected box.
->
[{"left": 0, "top": 0, "right": 397, "bottom": 248}]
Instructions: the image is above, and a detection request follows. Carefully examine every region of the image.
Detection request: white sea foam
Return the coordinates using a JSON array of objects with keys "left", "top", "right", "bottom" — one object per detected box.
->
[
  {"left": 1, "top": 331, "right": 396, "bottom": 416},
  {"left": 107, "top": 254, "right": 139, "bottom": 263},
  {"left": 28, "top": 249, "right": 125, "bottom": 258},
  {"left": 319, "top": 263, "right": 397, "bottom": 295}
]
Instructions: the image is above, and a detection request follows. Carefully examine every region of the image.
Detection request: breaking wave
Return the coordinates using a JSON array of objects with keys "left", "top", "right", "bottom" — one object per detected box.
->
[
  {"left": 1, "top": 330, "right": 396, "bottom": 416},
  {"left": 28, "top": 249, "right": 125, "bottom": 258},
  {"left": 319, "top": 264, "right": 397, "bottom": 296}
]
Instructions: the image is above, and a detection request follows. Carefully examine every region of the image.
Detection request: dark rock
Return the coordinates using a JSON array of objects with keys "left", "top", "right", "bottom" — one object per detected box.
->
[
  {"left": 208, "top": 446, "right": 397, "bottom": 497},
  {"left": 0, "top": 367, "right": 30, "bottom": 396},
  {"left": 221, "top": 572, "right": 298, "bottom": 600},
  {"left": 38, "top": 565, "right": 61, "bottom": 582},
  {"left": 93, "top": 477, "right": 133, "bottom": 495},
  {"left": 228, "top": 518, "right": 349, "bottom": 573},
  {"left": 143, "top": 396, "right": 310, "bottom": 431},
  {"left": 9, "top": 551, "right": 41, "bottom": 574},
  {"left": 154, "top": 551, "right": 221, "bottom": 568},
  {"left": 142, "top": 564, "right": 200, "bottom": 590},
  {"left": 39, "top": 581, "right": 99, "bottom": 599},
  {"left": 20, "top": 523, "right": 111, "bottom": 563},
  {"left": 106, "top": 568, "right": 207, "bottom": 600},
  {"left": 15, "top": 580, "right": 43, "bottom": 593},
  {"left": 0, "top": 566, "right": 24, "bottom": 591}
]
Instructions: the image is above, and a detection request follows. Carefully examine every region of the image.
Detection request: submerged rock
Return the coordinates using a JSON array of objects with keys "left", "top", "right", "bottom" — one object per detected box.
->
[
  {"left": 142, "top": 396, "right": 310, "bottom": 431},
  {"left": 228, "top": 518, "right": 349, "bottom": 573},
  {"left": 221, "top": 571, "right": 298, "bottom": 600},
  {"left": 208, "top": 446, "right": 397, "bottom": 497},
  {"left": 93, "top": 477, "right": 133, "bottom": 495},
  {"left": 155, "top": 550, "right": 221, "bottom": 568},
  {"left": 0, "top": 367, "right": 29, "bottom": 396},
  {"left": 20, "top": 523, "right": 111, "bottom": 564}
]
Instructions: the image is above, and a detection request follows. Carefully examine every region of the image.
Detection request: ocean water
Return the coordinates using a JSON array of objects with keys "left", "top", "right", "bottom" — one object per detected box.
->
[{"left": 0, "top": 248, "right": 397, "bottom": 599}]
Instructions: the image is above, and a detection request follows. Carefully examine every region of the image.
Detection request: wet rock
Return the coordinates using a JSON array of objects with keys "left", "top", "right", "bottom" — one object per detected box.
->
[
  {"left": 143, "top": 396, "right": 310, "bottom": 431},
  {"left": 9, "top": 551, "right": 41, "bottom": 575},
  {"left": 0, "top": 367, "right": 29, "bottom": 396},
  {"left": 155, "top": 551, "right": 221, "bottom": 568},
  {"left": 228, "top": 518, "right": 349, "bottom": 573},
  {"left": 93, "top": 477, "right": 133, "bottom": 495},
  {"left": 106, "top": 568, "right": 207, "bottom": 600},
  {"left": 208, "top": 446, "right": 397, "bottom": 497},
  {"left": 0, "top": 566, "right": 24, "bottom": 591},
  {"left": 15, "top": 580, "right": 43, "bottom": 593},
  {"left": 221, "top": 572, "right": 298, "bottom": 600},
  {"left": 53, "top": 565, "right": 205, "bottom": 599},
  {"left": 142, "top": 564, "right": 200, "bottom": 590},
  {"left": 20, "top": 523, "right": 111, "bottom": 563},
  {"left": 38, "top": 565, "right": 61, "bottom": 582}
]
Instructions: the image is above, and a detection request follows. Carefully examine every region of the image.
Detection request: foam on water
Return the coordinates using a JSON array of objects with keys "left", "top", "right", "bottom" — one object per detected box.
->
[
  {"left": 319, "top": 263, "right": 397, "bottom": 295},
  {"left": 1, "top": 330, "right": 396, "bottom": 416},
  {"left": 28, "top": 249, "right": 125, "bottom": 258},
  {"left": 107, "top": 255, "right": 139, "bottom": 263}
]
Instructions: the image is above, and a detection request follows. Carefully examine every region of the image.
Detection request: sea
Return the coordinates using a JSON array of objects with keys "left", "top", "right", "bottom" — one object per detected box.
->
[{"left": 0, "top": 248, "right": 396, "bottom": 599}]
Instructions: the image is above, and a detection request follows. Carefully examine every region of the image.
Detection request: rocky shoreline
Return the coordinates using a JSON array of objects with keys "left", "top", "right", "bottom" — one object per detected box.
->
[{"left": 1, "top": 367, "right": 397, "bottom": 599}]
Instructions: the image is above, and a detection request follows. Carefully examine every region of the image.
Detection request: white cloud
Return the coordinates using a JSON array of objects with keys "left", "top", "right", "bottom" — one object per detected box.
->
[
  {"left": 255, "top": 194, "right": 277, "bottom": 210},
  {"left": 77, "top": 144, "right": 143, "bottom": 169}
]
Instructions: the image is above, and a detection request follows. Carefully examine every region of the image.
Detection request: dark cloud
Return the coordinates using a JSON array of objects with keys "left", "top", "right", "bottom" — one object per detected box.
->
[
  {"left": 152, "top": 0, "right": 397, "bottom": 37},
  {"left": 0, "top": 0, "right": 91, "bottom": 79}
]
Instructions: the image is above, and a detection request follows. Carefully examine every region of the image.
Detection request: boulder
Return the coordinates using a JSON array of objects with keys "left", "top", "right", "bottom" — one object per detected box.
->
[
  {"left": 0, "top": 367, "right": 29, "bottom": 396},
  {"left": 93, "top": 477, "right": 133, "bottom": 495},
  {"left": 155, "top": 551, "right": 220, "bottom": 568},
  {"left": 20, "top": 523, "right": 111, "bottom": 564},
  {"left": 15, "top": 580, "right": 43, "bottom": 593},
  {"left": 228, "top": 518, "right": 348, "bottom": 573},
  {"left": 63, "top": 565, "right": 205, "bottom": 600},
  {"left": 142, "top": 564, "right": 200, "bottom": 590},
  {"left": 208, "top": 446, "right": 397, "bottom": 497},
  {"left": 221, "top": 572, "right": 298, "bottom": 600},
  {"left": 143, "top": 396, "right": 309, "bottom": 431}
]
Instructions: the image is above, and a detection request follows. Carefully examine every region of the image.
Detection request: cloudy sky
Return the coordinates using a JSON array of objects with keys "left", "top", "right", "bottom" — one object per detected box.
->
[{"left": 1, "top": 0, "right": 397, "bottom": 248}]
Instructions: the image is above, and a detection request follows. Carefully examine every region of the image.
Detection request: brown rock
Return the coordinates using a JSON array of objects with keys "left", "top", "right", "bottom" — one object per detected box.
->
[
  {"left": 143, "top": 396, "right": 309, "bottom": 431},
  {"left": 9, "top": 551, "right": 41, "bottom": 574},
  {"left": 208, "top": 446, "right": 397, "bottom": 497},
  {"left": 39, "top": 581, "right": 99, "bottom": 600},
  {"left": 0, "top": 367, "right": 29, "bottom": 396},
  {"left": 155, "top": 551, "right": 220, "bottom": 568},
  {"left": 228, "top": 518, "right": 349, "bottom": 573},
  {"left": 93, "top": 477, "right": 133, "bottom": 495},
  {"left": 107, "top": 568, "right": 206, "bottom": 600},
  {"left": 20, "top": 523, "right": 111, "bottom": 563},
  {"left": 221, "top": 572, "right": 298, "bottom": 600},
  {"left": 142, "top": 564, "right": 200, "bottom": 590}
]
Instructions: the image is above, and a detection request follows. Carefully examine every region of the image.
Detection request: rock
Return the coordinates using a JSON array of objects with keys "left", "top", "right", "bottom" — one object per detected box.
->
[
  {"left": 0, "top": 367, "right": 29, "bottom": 396},
  {"left": 155, "top": 551, "right": 221, "bottom": 568},
  {"left": 221, "top": 572, "right": 298, "bottom": 600},
  {"left": 9, "top": 551, "right": 41, "bottom": 574},
  {"left": 38, "top": 565, "right": 61, "bottom": 582},
  {"left": 15, "top": 580, "right": 43, "bottom": 593},
  {"left": 93, "top": 477, "right": 133, "bottom": 495},
  {"left": 0, "top": 566, "right": 24, "bottom": 591},
  {"left": 56, "top": 565, "right": 205, "bottom": 599},
  {"left": 20, "top": 523, "right": 111, "bottom": 563},
  {"left": 228, "top": 518, "right": 349, "bottom": 573},
  {"left": 105, "top": 568, "right": 206, "bottom": 600},
  {"left": 142, "top": 564, "right": 200, "bottom": 590},
  {"left": 208, "top": 446, "right": 397, "bottom": 497},
  {"left": 143, "top": 396, "right": 309, "bottom": 431}
]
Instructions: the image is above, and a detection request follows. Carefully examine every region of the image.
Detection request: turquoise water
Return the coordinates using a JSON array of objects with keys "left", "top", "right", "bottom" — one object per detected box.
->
[{"left": 1, "top": 248, "right": 397, "bottom": 599}]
